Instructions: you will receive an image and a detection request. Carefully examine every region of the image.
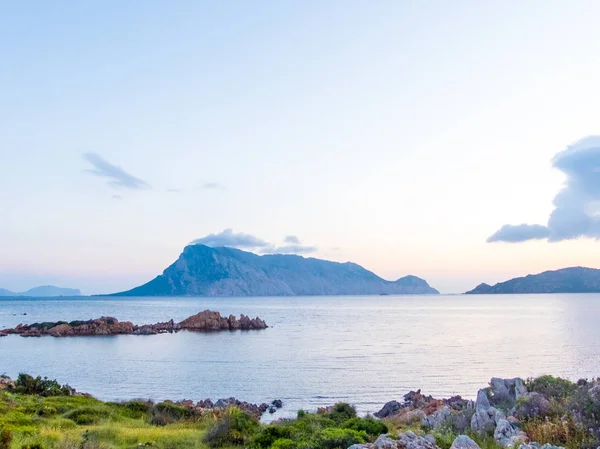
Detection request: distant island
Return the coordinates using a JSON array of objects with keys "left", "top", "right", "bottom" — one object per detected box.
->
[
  {"left": 0, "top": 285, "right": 82, "bottom": 297},
  {"left": 465, "top": 266, "right": 600, "bottom": 294},
  {"left": 110, "top": 244, "right": 439, "bottom": 296}
]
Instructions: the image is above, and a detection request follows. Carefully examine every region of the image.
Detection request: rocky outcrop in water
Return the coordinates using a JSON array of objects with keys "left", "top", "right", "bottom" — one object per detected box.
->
[
  {"left": 0, "top": 310, "right": 267, "bottom": 337},
  {"left": 170, "top": 395, "right": 282, "bottom": 418}
]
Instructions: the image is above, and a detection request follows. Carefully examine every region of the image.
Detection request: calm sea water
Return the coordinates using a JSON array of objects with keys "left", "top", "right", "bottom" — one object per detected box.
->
[{"left": 1, "top": 294, "right": 599, "bottom": 418}]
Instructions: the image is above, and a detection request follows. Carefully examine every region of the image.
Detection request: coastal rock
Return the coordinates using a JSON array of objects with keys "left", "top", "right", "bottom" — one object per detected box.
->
[
  {"left": 1, "top": 310, "right": 267, "bottom": 337},
  {"left": 350, "top": 431, "right": 440, "bottom": 449},
  {"left": 489, "top": 378, "right": 527, "bottom": 407},
  {"left": 375, "top": 401, "right": 403, "bottom": 418},
  {"left": 450, "top": 436, "right": 480, "bottom": 449},
  {"left": 494, "top": 418, "right": 527, "bottom": 447},
  {"left": 513, "top": 393, "right": 551, "bottom": 420}
]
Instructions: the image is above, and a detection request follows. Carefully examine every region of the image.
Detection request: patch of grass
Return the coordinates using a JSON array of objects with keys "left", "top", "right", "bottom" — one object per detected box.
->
[{"left": 522, "top": 415, "right": 593, "bottom": 449}]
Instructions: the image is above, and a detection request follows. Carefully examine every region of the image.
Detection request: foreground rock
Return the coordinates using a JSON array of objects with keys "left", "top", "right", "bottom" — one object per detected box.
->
[
  {"left": 349, "top": 431, "right": 440, "bottom": 449},
  {"left": 1, "top": 310, "right": 267, "bottom": 337}
]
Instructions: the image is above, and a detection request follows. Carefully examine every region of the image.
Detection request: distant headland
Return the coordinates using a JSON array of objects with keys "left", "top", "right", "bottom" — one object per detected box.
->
[
  {"left": 109, "top": 244, "right": 439, "bottom": 297},
  {"left": 0, "top": 285, "right": 82, "bottom": 297},
  {"left": 465, "top": 267, "right": 600, "bottom": 294}
]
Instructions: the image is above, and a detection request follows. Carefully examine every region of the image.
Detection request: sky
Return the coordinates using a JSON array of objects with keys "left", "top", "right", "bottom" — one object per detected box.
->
[{"left": 2, "top": 0, "right": 600, "bottom": 295}]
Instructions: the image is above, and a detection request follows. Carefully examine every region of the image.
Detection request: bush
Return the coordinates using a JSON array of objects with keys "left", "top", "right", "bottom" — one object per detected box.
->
[
  {"left": 314, "top": 428, "right": 367, "bottom": 449},
  {"left": 113, "top": 400, "right": 152, "bottom": 419},
  {"left": 526, "top": 376, "right": 577, "bottom": 400},
  {"left": 272, "top": 439, "right": 298, "bottom": 449},
  {"left": 63, "top": 406, "right": 112, "bottom": 425},
  {"left": 0, "top": 429, "right": 12, "bottom": 449},
  {"left": 522, "top": 415, "right": 592, "bottom": 449},
  {"left": 319, "top": 403, "right": 357, "bottom": 425},
  {"left": 150, "top": 402, "right": 192, "bottom": 426},
  {"left": 253, "top": 425, "right": 293, "bottom": 448},
  {"left": 342, "top": 417, "right": 388, "bottom": 438},
  {"left": 14, "top": 374, "right": 72, "bottom": 397},
  {"left": 203, "top": 407, "right": 259, "bottom": 448}
]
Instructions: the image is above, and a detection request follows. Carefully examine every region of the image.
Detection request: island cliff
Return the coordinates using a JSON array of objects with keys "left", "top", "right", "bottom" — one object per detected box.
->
[{"left": 111, "top": 244, "right": 439, "bottom": 296}]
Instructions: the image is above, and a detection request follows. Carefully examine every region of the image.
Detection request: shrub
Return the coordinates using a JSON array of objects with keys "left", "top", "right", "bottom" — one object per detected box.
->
[
  {"left": 314, "top": 428, "right": 367, "bottom": 449},
  {"left": 522, "top": 415, "right": 592, "bottom": 449},
  {"left": 150, "top": 402, "right": 192, "bottom": 426},
  {"left": 14, "top": 374, "right": 72, "bottom": 397},
  {"left": 253, "top": 425, "right": 293, "bottom": 448},
  {"left": 203, "top": 407, "right": 259, "bottom": 448},
  {"left": 319, "top": 403, "right": 357, "bottom": 425},
  {"left": 272, "top": 438, "right": 298, "bottom": 449},
  {"left": 113, "top": 400, "right": 152, "bottom": 419},
  {"left": 342, "top": 417, "right": 388, "bottom": 438},
  {"left": 0, "top": 429, "right": 12, "bottom": 449},
  {"left": 526, "top": 376, "right": 577, "bottom": 400},
  {"left": 63, "top": 406, "right": 112, "bottom": 425}
]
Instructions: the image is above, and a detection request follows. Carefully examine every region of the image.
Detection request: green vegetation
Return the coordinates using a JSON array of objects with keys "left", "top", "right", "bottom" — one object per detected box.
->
[
  {"left": 3, "top": 374, "right": 599, "bottom": 449},
  {"left": 0, "top": 376, "right": 389, "bottom": 449}
]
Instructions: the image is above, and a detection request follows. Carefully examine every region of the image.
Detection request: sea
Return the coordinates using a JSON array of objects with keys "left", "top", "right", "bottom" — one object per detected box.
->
[{"left": 1, "top": 294, "right": 599, "bottom": 419}]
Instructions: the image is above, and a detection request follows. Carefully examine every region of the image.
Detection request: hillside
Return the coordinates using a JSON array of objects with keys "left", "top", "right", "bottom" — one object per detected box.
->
[
  {"left": 0, "top": 286, "right": 82, "bottom": 297},
  {"left": 111, "top": 244, "right": 439, "bottom": 296},
  {"left": 465, "top": 267, "right": 600, "bottom": 294}
]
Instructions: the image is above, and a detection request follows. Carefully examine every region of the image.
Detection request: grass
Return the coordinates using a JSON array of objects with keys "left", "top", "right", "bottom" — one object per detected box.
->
[{"left": 0, "top": 389, "right": 211, "bottom": 449}]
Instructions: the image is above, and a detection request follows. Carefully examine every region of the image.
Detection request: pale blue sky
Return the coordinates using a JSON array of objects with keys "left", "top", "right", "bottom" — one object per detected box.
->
[{"left": 2, "top": 0, "right": 600, "bottom": 294}]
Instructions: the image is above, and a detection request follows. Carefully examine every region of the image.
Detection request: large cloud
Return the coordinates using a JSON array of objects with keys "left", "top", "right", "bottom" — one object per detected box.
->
[
  {"left": 488, "top": 136, "right": 600, "bottom": 243},
  {"left": 191, "top": 229, "right": 270, "bottom": 249},
  {"left": 191, "top": 230, "right": 318, "bottom": 254},
  {"left": 83, "top": 153, "right": 150, "bottom": 190}
]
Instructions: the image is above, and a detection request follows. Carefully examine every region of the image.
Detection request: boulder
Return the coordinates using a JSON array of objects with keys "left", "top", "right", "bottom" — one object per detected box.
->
[
  {"left": 396, "top": 409, "right": 427, "bottom": 426},
  {"left": 494, "top": 418, "right": 528, "bottom": 447},
  {"left": 349, "top": 431, "right": 440, "bottom": 449},
  {"left": 375, "top": 400, "right": 403, "bottom": 418},
  {"left": 489, "top": 378, "right": 528, "bottom": 407},
  {"left": 450, "top": 436, "right": 481, "bottom": 449},
  {"left": 514, "top": 393, "right": 551, "bottom": 420}
]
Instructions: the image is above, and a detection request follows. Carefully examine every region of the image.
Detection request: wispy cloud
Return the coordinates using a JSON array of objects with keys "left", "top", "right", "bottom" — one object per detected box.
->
[
  {"left": 190, "top": 229, "right": 318, "bottom": 254},
  {"left": 191, "top": 229, "right": 270, "bottom": 249},
  {"left": 202, "top": 182, "right": 225, "bottom": 190},
  {"left": 263, "top": 244, "right": 318, "bottom": 255},
  {"left": 166, "top": 188, "right": 181, "bottom": 193},
  {"left": 83, "top": 153, "right": 150, "bottom": 190},
  {"left": 112, "top": 194, "right": 123, "bottom": 200},
  {"left": 488, "top": 136, "right": 600, "bottom": 243}
]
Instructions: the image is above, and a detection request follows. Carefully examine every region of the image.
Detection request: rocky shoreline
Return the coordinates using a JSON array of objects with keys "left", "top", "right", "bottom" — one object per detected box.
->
[
  {"left": 0, "top": 309, "right": 267, "bottom": 337},
  {"left": 2, "top": 373, "right": 599, "bottom": 449}
]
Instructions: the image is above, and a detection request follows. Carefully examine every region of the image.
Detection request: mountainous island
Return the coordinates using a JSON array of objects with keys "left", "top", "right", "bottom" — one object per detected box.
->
[
  {"left": 111, "top": 244, "right": 439, "bottom": 296},
  {"left": 0, "top": 286, "right": 82, "bottom": 297},
  {"left": 465, "top": 266, "right": 600, "bottom": 294}
]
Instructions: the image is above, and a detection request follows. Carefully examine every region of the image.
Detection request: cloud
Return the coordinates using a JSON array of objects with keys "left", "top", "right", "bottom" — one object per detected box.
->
[
  {"left": 202, "top": 182, "right": 224, "bottom": 190},
  {"left": 83, "top": 153, "right": 150, "bottom": 190},
  {"left": 112, "top": 195, "right": 123, "bottom": 200},
  {"left": 487, "top": 224, "right": 550, "bottom": 243},
  {"left": 191, "top": 229, "right": 270, "bottom": 249},
  {"left": 488, "top": 136, "right": 600, "bottom": 243},
  {"left": 263, "top": 244, "right": 318, "bottom": 255},
  {"left": 191, "top": 229, "right": 318, "bottom": 254},
  {"left": 166, "top": 188, "right": 181, "bottom": 193}
]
